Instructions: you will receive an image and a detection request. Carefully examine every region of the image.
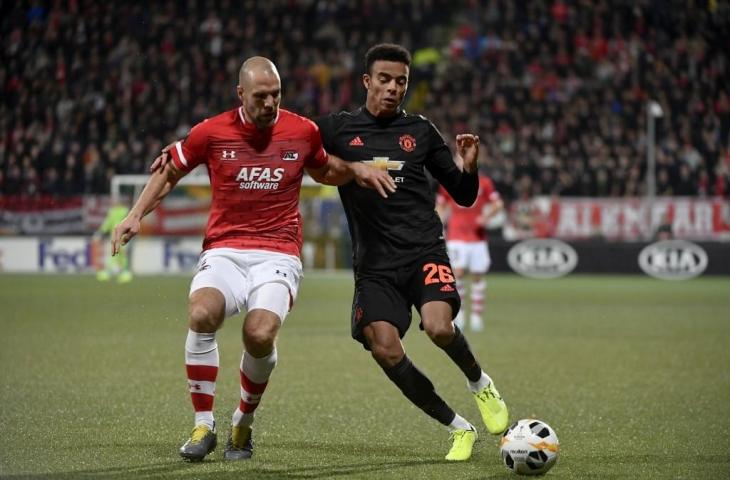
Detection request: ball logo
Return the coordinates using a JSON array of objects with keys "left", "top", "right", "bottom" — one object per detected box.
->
[
  {"left": 638, "top": 240, "right": 707, "bottom": 280},
  {"left": 507, "top": 239, "right": 578, "bottom": 279}
]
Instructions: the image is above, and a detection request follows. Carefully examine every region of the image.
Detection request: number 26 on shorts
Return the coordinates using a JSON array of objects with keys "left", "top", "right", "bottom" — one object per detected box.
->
[{"left": 423, "top": 263, "right": 455, "bottom": 285}]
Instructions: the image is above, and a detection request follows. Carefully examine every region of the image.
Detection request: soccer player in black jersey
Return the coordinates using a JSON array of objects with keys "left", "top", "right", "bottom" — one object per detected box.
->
[{"left": 315, "top": 44, "right": 508, "bottom": 461}]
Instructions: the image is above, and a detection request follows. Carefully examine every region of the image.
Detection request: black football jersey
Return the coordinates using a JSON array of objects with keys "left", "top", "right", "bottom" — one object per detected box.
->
[{"left": 316, "top": 107, "right": 478, "bottom": 272}]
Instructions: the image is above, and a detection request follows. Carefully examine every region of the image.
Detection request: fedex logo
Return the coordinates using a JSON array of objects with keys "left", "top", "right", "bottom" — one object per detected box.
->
[
  {"left": 163, "top": 240, "right": 199, "bottom": 271},
  {"left": 39, "top": 238, "right": 93, "bottom": 272}
]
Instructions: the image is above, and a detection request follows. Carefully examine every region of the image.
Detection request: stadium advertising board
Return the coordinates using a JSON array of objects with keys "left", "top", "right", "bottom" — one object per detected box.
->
[
  {"left": 638, "top": 240, "right": 708, "bottom": 280},
  {"left": 507, "top": 239, "right": 578, "bottom": 279},
  {"left": 132, "top": 237, "right": 202, "bottom": 274},
  {"left": 0, "top": 237, "right": 203, "bottom": 274},
  {"left": 504, "top": 197, "right": 730, "bottom": 241},
  {"left": 0, "top": 237, "right": 39, "bottom": 272}
]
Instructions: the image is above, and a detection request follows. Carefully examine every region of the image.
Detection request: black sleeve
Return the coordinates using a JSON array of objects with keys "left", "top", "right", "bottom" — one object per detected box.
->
[
  {"left": 423, "top": 122, "right": 478, "bottom": 206},
  {"left": 314, "top": 114, "right": 336, "bottom": 152}
]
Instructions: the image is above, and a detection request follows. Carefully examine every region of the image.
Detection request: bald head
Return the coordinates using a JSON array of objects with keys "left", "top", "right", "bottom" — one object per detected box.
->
[
  {"left": 237, "top": 56, "right": 282, "bottom": 129},
  {"left": 239, "top": 56, "right": 280, "bottom": 88}
]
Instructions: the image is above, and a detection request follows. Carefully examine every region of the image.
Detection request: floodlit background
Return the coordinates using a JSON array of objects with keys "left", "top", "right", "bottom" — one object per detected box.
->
[{"left": 1, "top": 1, "right": 729, "bottom": 478}]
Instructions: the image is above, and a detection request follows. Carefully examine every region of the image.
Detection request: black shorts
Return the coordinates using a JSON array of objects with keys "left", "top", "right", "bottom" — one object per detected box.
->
[{"left": 350, "top": 252, "right": 461, "bottom": 348}]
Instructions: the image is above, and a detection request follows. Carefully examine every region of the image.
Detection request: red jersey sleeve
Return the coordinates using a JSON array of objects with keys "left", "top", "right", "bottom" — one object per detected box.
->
[
  {"left": 170, "top": 121, "right": 209, "bottom": 172},
  {"left": 481, "top": 176, "right": 501, "bottom": 202},
  {"left": 305, "top": 121, "right": 328, "bottom": 169}
]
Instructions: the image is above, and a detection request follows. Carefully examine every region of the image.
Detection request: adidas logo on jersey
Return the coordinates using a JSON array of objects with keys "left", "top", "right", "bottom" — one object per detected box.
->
[
  {"left": 349, "top": 136, "right": 364, "bottom": 147},
  {"left": 440, "top": 284, "right": 455, "bottom": 292}
]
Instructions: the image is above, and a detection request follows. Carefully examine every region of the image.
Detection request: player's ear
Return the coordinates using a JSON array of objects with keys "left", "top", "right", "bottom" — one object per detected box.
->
[
  {"left": 362, "top": 74, "right": 371, "bottom": 90},
  {"left": 236, "top": 85, "right": 244, "bottom": 101}
]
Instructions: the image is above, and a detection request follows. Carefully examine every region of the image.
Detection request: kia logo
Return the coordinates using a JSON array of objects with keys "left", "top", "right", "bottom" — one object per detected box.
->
[
  {"left": 507, "top": 239, "right": 578, "bottom": 279},
  {"left": 638, "top": 240, "right": 707, "bottom": 280}
]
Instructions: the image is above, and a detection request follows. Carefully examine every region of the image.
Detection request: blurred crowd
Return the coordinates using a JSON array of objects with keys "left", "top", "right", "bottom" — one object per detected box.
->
[{"left": 1, "top": 0, "right": 729, "bottom": 199}]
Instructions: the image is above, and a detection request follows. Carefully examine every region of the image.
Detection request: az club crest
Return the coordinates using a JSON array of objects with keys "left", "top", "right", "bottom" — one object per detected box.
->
[{"left": 281, "top": 150, "right": 299, "bottom": 161}]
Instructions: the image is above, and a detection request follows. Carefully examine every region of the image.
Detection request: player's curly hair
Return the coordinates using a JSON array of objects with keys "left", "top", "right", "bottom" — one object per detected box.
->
[{"left": 365, "top": 43, "right": 411, "bottom": 74}]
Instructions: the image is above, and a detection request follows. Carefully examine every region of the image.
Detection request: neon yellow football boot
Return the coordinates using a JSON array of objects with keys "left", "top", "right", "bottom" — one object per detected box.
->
[
  {"left": 224, "top": 425, "right": 254, "bottom": 460},
  {"left": 117, "top": 270, "right": 133, "bottom": 283},
  {"left": 473, "top": 382, "right": 509, "bottom": 434},
  {"left": 179, "top": 424, "right": 217, "bottom": 461},
  {"left": 445, "top": 427, "right": 477, "bottom": 461}
]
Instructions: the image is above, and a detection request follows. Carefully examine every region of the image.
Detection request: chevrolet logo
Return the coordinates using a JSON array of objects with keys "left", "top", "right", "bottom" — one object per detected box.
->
[{"left": 363, "top": 157, "right": 404, "bottom": 171}]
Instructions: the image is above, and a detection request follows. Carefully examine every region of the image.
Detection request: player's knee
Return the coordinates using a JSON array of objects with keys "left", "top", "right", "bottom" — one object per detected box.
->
[
  {"left": 188, "top": 303, "right": 223, "bottom": 332},
  {"left": 424, "top": 321, "right": 455, "bottom": 346},
  {"left": 369, "top": 342, "right": 402, "bottom": 368},
  {"left": 243, "top": 317, "right": 278, "bottom": 354}
]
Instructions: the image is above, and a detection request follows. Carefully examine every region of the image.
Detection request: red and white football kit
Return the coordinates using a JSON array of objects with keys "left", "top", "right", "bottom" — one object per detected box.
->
[
  {"left": 439, "top": 174, "right": 501, "bottom": 331},
  {"left": 438, "top": 175, "right": 501, "bottom": 273},
  {"left": 169, "top": 107, "right": 328, "bottom": 318},
  {"left": 171, "top": 107, "right": 328, "bottom": 433}
]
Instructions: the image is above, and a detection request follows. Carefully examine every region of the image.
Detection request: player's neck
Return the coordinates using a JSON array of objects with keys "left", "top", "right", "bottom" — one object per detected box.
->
[
  {"left": 240, "top": 106, "right": 280, "bottom": 130},
  {"left": 364, "top": 101, "right": 400, "bottom": 119}
]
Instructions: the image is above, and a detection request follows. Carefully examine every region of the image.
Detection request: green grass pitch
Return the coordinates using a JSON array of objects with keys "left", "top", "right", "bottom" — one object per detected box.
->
[{"left": 1, "top": 272, "right": 729, "bottom": 479}]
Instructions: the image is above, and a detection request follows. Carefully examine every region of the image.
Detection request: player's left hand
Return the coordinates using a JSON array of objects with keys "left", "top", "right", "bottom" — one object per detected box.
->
[
  {"left": 456, "top": 134, "right": 479, "bottom": 173},
  {"left": 149, "top": 141, "right": 177, "bottom": 172},
  {"left": 351, "top": 162, "right": 397, "bottom": 198},
  {"left": 111, "top": 214, "right": 141, "bottom": 256}
]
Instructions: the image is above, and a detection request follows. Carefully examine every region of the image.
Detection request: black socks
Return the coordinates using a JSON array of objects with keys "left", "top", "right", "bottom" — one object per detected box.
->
[
  {"left": 441, "top": 325, "right": 482, "bottom": 382},
  {"left": 383, "top": 355, "right": 455, "bottom": 426}
]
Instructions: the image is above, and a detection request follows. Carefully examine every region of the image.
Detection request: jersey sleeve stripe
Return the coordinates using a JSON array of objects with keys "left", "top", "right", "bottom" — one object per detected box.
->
[{"left": 175, "top": 141, "right": 189, "bottom": 167}]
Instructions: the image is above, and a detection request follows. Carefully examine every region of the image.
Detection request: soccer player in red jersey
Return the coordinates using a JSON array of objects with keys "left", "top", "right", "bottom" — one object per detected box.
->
[
  {"left": 112, "top": 57, "right": 394, "bottom": 462},
  {"left": 437, "top": 174, "right": 504, "bottom": 331}
]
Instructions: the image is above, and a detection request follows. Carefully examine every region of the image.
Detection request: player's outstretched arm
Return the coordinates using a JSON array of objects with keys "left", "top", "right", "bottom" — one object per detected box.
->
[
  {"left": 112, "top": 161, "right": 186, "bottom": 256},
  {"left": 427, "top": 132, "right": 480, "bottom": 207},
  {"left": 306, "top": 154, "right": 396, "bottom": 198},
  {"left": 149, "top": 140, "right": 177, "bottom": 172}
]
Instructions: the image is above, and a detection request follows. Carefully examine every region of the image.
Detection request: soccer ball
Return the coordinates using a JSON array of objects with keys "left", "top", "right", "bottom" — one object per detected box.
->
[{"left": 500, "top": 419, "right": 559, "bottom": 475}]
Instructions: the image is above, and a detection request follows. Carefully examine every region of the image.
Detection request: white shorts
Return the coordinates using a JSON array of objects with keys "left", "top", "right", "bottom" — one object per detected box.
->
[
  {"left": 190, "top": 248, "right": 303, "bottom": 322},
  {"left": 447, "top": 240, "right": 492, "bottom": 274}
]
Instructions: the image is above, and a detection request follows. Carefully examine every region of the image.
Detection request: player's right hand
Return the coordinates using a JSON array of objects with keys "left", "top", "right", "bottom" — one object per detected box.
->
[
  {"left": 351, "top": 162, "right": 397, "bottom": 198},
  {"left": 149, "top": 141, "right": 177, "bottom": 172},
  {"left": 111, "top": 215, "right": 141, "bottom": 256},
  {"left": 455, "top": 133, "right": 480, "bottom": 173}
]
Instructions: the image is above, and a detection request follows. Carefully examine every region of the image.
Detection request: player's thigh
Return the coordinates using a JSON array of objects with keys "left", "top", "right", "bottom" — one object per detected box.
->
[
  {"left": 189, "top": 250, "right": 247, "bottom": 319},
  {"left": 466, "top": 241, "right": 491, "bottom": 274},
  {"left": 351, "top": 274, "right": 411, "bottom": 348},
  {"left": 246, "top": 282, "right": 290, "bottom": 334},
  {"left": 246, "top": 251, "right": 303, "bottom": 323},
  {"left": 362, "top": 320, "right": 405, "bottom": 367},
  {"left": 188, "top": 287, "right": 227, "bottom": 331},
  {"left": 420, "top": 300, "right": 455, "bottom": 346},
  {"left": 412, "top": 255, "right": 461, "bottom": 321}
]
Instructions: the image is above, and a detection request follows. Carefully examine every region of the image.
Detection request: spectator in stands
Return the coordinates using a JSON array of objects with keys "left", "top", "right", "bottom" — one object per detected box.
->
[{"left": 0, "top": 1, "right": 728, "bottom": 201}]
